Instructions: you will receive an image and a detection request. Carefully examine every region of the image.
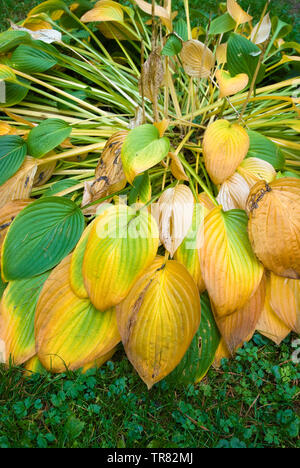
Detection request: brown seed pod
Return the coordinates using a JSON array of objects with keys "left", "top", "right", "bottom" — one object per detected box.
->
[{"left": 247, "top": 178, "right": 300, "bottom": 279}]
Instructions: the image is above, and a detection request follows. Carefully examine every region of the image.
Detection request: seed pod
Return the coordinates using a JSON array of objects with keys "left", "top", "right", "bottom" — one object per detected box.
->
[{"left": 247, "top": 178, "right": 300, "bottom": 279}]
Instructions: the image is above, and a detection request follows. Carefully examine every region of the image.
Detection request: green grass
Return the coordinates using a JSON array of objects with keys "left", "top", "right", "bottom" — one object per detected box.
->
[{"left": 0, "top": 333, "right": 299, "bottom": 448}]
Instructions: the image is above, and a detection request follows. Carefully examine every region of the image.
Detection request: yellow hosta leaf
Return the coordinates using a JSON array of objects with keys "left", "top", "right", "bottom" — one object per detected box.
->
[
  {"left": 200, "top": 207, "right": 264, "bottom": 317},
  {"left": 0, "top": 122, "right": 17, "bottom": 136},
  {"left": 213, "top": 339, "right": 231, "bottom": 368},
  {"left": 203, "top": 120, "right": 250, "bottom": 185},
  {"left": 81, "top": 0, "right": 124, "bottom": 23},
  {"left": 24, "top": 355, "right": 47, "bottom": 376},
  {"left": 0, "top": 157, "right": 37, "bottom": 210},
  {"left": 117, "top": 256, "right": 201, "bottom": 388},
  {"left": 198, "top": 192, "right": 216, "bottom": 211},
  {"left": 175, "top": 202, "right": 210, "bottom": 292},
  {"left": 180, "top": 40, "right": 215, "bottom": 78},
  {"left": 237, "top": 157, "right": 276, "bottom": 187},
  {"left": 216, "top": 69, "right": 248, "bottom": 98},
  {"left": 215, "top": 275, "right": 266, "bottom": 353},
  {"left": 227, "top": 0, "right": 252, "bottom": 25},
  {"left": 0, "top": 199, "right": 32, "bottom": 260},
  {"left": 256, "top": 277, "right": 291, "bottom": 344},
  {"left": 35, "top": 256, "right": 120, "bottom": 372},
  {"left": 216, "top": 172, "right": 250, "bottom": 211},
  {"left": 33, "top": 160, "right": 56, "bottom": 187},
  {"left": 247, "top": 178, "right": 300, "bottom": 279},
  {"left": 158, "top": 184, "right": 194, "bottom": 257},
  {"left": 216, "top": 43, "right": 227, "bottom": 64},
  {"left": 269, "top": 272, "right": 300, "bottom": 333},
  {"left": 154, "top": 119, "right": 169, "bottom": 138},
  {"left": 134, "top": 0, "right": 172, "bottom": 31},
  {"left": 81, "top": 347, "right": 117, "bottom": 373},
  {"left": 169, "top": 152, "right": 188, "bottom": 181},
  {"left": 191, "top": 26, "right": 206, "bottom": 39},
  {"left": 251, "top": 13, "right": 271, "bottom": 44},
  {"left": 23, "top": 19, "right": 52, "bottom": 31},
  {"left": 83, "top": 204, "right": 159, "bottom": 311}
]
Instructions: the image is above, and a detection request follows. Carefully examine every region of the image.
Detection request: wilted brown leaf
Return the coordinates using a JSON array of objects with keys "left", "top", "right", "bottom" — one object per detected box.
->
[
  {"left": 0, "top": 157, "right": 37, "bottom": 210},
  {"left": 181, "top": 40, "right": 215, "bottom": 78},
  {"left": 139, "top": 49, "right": 164, "bottom": 103}
]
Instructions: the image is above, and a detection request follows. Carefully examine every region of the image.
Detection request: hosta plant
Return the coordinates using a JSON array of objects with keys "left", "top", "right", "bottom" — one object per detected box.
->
[{"left": 0, "top": 0, "right": 299, "bottom": 388}]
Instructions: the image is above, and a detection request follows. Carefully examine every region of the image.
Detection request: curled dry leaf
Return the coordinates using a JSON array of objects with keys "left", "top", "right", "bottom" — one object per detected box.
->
[
  {"left": 269, "top": 272, "right": 300, "bottom": 333},
  {"left": 35, "top": 256, "right": 120, "bottom": 373},
  {"left": 33, "top": 160, "right": 56, "bottom": 187},
  {"left": 139, "top": 48, "right": 164, "bottom": 103},
  {"left": 81, "top": 0, "right": 124, "bottom": 23},
  {"left": 169, "top": 152, "right": 188, "bottom": 181},
  {"left": 237, "top": 157, "right": 276, "bottom": 186},
  {"left": 134, "top": 0, "right": 172, "bottom": 31},
  {"left": 82, "top": 131, "right": 128, "bottom": 213},
  {"left": 251, "top": 13, "right": 271, "bottom": 45},
  {"left": 227, "top": 0, "right": 253, "bottom": 25},
  {"left": 256, "top": 275, "right": 291, "bottom": 345},
  {"left": 0, "top": 157, "right": 37, "bottom": 210},
  {"left": 200, "top": 207, "right": 264, "bottom": 317},
  {"left": 247, "top": 178, "right": 300, "bottom": 279},
  {"left": 0, "top": 199, "right": 33, "bottom": 259},
  {"left": 158, "top": 184, "right": 194, "bottom": 257},
  {"left": 203, "top": 119, "right": 250, "bottom": 185},
  {"left": 217, "top": 172, "right": 250, "bottom": 211},
  {"left": 117, "top": 256, "right": 201, "bottom": 388},
  {"left": 181, "top": 40, "right": 215, "bottom": 78},
  {"left": 214, "top": 275, "right": 266, "bottom": 354},
  {"left": 215, "top": 69, "right": 248, "bottom": 98}
]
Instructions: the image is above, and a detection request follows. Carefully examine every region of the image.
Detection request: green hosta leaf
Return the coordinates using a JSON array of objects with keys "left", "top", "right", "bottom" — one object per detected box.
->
[
  {"left": 11, "top": 45, "right": 57, "bottom": 74},
  {"left": 165, "top": 292, "right": 220, "bottom": 386},
  {"left": 246, "top": 130, "right": 285, "bottom": 170},
  {"left": 0, "top": 276, "right": 6, "bottom": 299},
  {"left": 0, "top": 65, "right": 16, "bottom": 82},
  {"left": 129, "top": 172, "right": 151, "bottom": 204},
  {"left": 0, "top": 78, "right": 30, "bottom": 107},
  {"left": 227, "top": 33, "right": 265, "bottom": 83},
  {"left": 174, "top": 19, "right": 188, "bottom": 41},
  {"left": 277, "top": 171, "right": 300, "bottom": 179},
  {"left": 121, "top": 124, "right": 170, "bottom": 184},
  {"left": 209, "top": 13, "right": 236, "bottom": 35},
  {"left": 27, "top": 119, "right": 72, "bottom": 158},
  {"left": 2, "top": 197, "right": 84, "bottom": 281},
  {"left": 162, "top": 35, "right": 182, "bottom": 56},
  {"left": 0, "top": 272, "right": 50, "bottom": 365},
  {"left": 42, "top": 179, "right": 79, "bottom": 198},
  {"left": 0, "top": 135, "right": 27, "bottom": 185},
  {"left": 0, "top": 31, "right": 31, "bottom": 54}
]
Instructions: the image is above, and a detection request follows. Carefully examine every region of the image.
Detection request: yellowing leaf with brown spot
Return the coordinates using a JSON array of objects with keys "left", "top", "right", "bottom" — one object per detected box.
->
[
  {"left": 256, "top": 276, "right": 291, "bottom": 344},
  {"left": 83, "top": 204, "right": 159, "bottom": 311},
  {"left": 217, "top": 172, "right": 250, "bottom": 211},
  {"left": 269, "top": 272, "right": 300, "bottom": 333},
  {"left": 81, "top": 0, "right": 124, "bottom": 23},
  {"left": 247, "top": 178, "right": 300, "bottom": 279},
  {"left": 214, "top": 275, "right": 266, "bottom": 354},
  {"left": 158, "top": 184, "right": 194, "bottom": 257},
  {"left": 200, "top": 207, "right": 264, "bottom": 317},
  {"left": 33, "top": 160, "right": 56, "bottom": 187},
  {"left": 237, "top": 157, "right": 276, "bottom": 187},
  {"left": 35, "top": 256, "right": 120, "bottom": 373},
  {"left": 251, "top": 13, "right": 271, "bottom": 44},
  {"left": 0, "top": 157, "right": 37, "bottom": 210},
  {"left": 227, "top": 0, "right": 252, "bottom": 25},
  {"left": 216, "top": 69, "right": 248, "bottom": 98},
  {"left": 203, "top": 120, "right": 249, "bottom": 185},
  {"left": 181, "top": 40, "right": 215, "bottom": 78},
  {"left": 117, "top": 256, "right": 201, "bottom": 388}
]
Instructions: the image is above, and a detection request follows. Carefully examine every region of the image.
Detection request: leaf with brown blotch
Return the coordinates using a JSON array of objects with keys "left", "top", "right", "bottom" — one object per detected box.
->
[
  {"left": 134, "top": 0, "right": 172, "bottom": 30},
  {"left": 203, "top": 119, "right": 250, "bottom": 185},
  {"left": 181, "top": 40, "right": 215, "bottom": 78},
  {"left": 139, "top": 49, "right": 164, "bottom": 103},
  {"left": 251, "top": 13, "right": 271, "bottom": 45},
  {"left": 227, "top": 0, "right": 252, "bottom": 25},
  {"left": 247, "top": 178, "right": 300, "bottom": 279},
  {"left": 0, "top": 199, "right": 33, "bottom": 260},
  {"left": 82, "top": 131, "right": 128, "bottom": 213},
  {"left": 33, "top": 160, "right": 56, "bottom": 187},
  {"left": 217, "top": 172, "right": 250, "bottom": 211},
  {"left": 269, "top": 272, "right": 300, "bottom": 334},
  {"left": 256, "top": 276, "right": 291, "bottom": 345},
  {"left": 117, "top": 256, "right": 201, "bottom": 388},
  {"left": 216, "top": 69, "right": 248, "bottom": 98},
  {"left": 158, "top": 184, "right": 194, "bottom": 257},
  {"left": 214, "top": 275, "right": 266, "bottom": 354},
  {"left": 0, "top": 157, "right": 37, "bottom": 210}
]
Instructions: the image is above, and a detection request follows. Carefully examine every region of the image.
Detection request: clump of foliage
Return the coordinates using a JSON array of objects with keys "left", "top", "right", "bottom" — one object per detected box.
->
[{"left": 0, "top": 0, "right": 299, "bottom": 390}]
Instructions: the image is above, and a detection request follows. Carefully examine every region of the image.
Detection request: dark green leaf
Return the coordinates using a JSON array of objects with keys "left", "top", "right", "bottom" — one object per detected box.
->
[
  {"left": 246, "top": 130, "right": 285, "bottom": 170},
  {"left": 162, "top": 34, "right": 182, "bottom": 56},
  {"left": 42, "top": 179, "right": 80, "bottom": 198},
  {"left": 0, "top": 78, "right": 30, "bottom": 107},
  {"left": 11, "top": 45, "right": 57, "bottom": 74},
  {"left": 0, "top": 31, "right": 31, "bottom": 54},
  {"left": 227, "top": 33, "right": 265, "bottom": 83},
  {"left": 174, "top": 19, "right": 188, "bottom": 41},
  {"left": 209, "top": 13, "right": 236, "bottom": 35},
  {"left": 0, "top": 276, "right": 6, "bottom": 299},
  {"left": 165, "top": 292, "right": 220, "bottom": 386},
  {"left": 129, "top": 172, "right": 151, "bottom": 205},
  {"left": 0, "top": 135, "right": 27, "bottom": 185},
  {"left": 27, "top": 119, "right": 72, "bottom": 158},
  {"left": 2, "top": 197, "right": 85, "bottom": 281}
]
